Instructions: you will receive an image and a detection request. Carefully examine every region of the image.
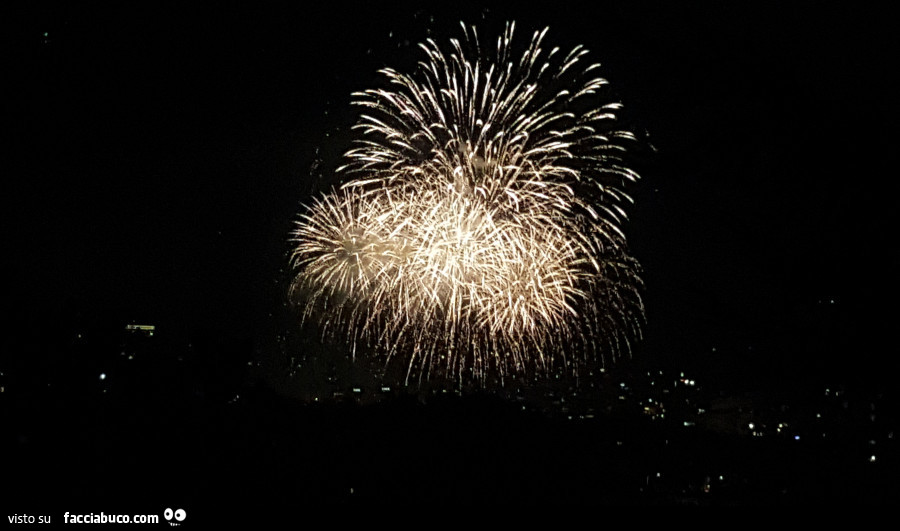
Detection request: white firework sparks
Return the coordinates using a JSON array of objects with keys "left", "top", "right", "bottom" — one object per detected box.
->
[{"left": 291, "top": 22, "right": 644, "bottom": 386}]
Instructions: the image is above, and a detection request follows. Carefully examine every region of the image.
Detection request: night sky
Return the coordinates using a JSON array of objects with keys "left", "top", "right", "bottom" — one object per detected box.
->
[{"left": 6, "top": 1, "right": 898, "bottom": 515}]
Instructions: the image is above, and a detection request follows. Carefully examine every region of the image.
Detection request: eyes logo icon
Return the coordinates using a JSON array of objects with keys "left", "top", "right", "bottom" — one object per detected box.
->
[{"left": 163, "top": 508, "right": 186, "bottom": 526}]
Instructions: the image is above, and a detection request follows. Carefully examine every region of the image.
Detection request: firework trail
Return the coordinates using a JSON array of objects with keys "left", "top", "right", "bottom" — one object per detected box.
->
[{"left": 291, "top": 22, "right": 644, "bottom": 386}]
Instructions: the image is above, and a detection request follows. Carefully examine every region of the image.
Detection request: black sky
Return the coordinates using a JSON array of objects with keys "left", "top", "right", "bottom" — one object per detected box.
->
[{"left": 7, "top": 2, "right": 897, "bottom": 393}]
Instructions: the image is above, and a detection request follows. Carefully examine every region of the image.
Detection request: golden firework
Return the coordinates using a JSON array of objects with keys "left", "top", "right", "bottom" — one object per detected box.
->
[{"left": 291, "top": 22, "right": 644, "bottom": 386}]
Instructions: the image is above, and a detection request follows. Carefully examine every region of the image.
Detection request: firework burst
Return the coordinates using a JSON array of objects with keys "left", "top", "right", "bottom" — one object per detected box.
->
[{"left": 291, "top": 22, "right": 644, "bottom": 386}]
